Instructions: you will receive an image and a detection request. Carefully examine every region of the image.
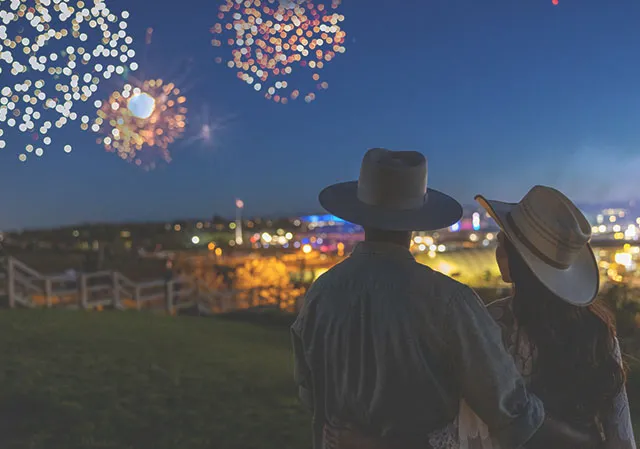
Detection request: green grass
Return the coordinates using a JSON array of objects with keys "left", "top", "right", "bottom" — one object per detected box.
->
[
  {"left": 0, "top": 310, "right": 310, "bottom": 449},
  {"left": 0, "top": 310, "right": 637, "bottom": 449}
]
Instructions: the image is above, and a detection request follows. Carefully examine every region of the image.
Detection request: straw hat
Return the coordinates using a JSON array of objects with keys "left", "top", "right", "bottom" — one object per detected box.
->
[
  {"left": 319, "top": 148, "right": 462, "bottom": 231},
  {"left": 475, "top": 185, "right": 599, "bottom": 306}
]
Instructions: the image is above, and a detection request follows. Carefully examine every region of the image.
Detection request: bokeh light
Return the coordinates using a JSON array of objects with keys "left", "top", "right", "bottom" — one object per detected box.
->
[
  {"left": 127, "top": 92, "right": 155, "bottom": 119},
  {"left": 91, "top": 78, "right": 187, "bottom": 169},
  {"left": 0, "top": 0, "right": 137, "bottom": 161},
  {"left": 211, "top": 0, "right": 346, "bottom": 104}
]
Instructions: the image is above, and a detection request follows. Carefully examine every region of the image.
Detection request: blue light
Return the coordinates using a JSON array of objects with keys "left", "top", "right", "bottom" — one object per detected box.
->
[
  {"left": 326, "top": 214, "right": 345, "bottom": 223},
  {"left": 300, "top": 214, "right": 345, "bottom": 224},
  {"left": 450, "top": 222, "right": 460, "bottom": 232},
  {"left": 472, "top": 212, "right": 481, "bottom": 231}
]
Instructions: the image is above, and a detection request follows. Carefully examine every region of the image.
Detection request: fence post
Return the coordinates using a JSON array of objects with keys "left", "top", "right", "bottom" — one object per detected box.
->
[
  {"left": 166, "top": 280, "right": 174, "bottom": 315},
  {"left": 134, "top": 285, "right": 141, "bottom": 311},
  {"left": 45, "top": 278, "right": 53, "bottom": 308},
  {"left": 79, "top": 274, "right": 88, "bottom": 309},
  {"left": 6, "top": 257, "right": 15, "bottom": 308},
  {"left": 112, "top": 272, "right": 121, "bottom": 309}
]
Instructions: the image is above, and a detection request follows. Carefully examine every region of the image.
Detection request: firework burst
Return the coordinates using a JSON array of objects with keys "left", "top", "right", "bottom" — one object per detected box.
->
[
  {"left": 91, "top": 77, "right": 187, "bottom": 168},
  {"left": 0, "top": 0, "right": 138, "bottom": 161},
  {"left": 211, "top": 0, "right": 346, "bottom": 104}
]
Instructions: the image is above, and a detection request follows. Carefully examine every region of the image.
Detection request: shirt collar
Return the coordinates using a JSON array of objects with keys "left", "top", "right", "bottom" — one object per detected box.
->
[{"left": 351, "top": 241, "right": 415, "bottom": 260}]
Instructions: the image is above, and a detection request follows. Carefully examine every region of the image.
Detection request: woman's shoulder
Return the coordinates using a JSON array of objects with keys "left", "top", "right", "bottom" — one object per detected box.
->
[
  {"left": 486, "top": 296, "right": 518, "bottom": 333},
  {"left": 486, "top": 296, "right": 513, "bottom": 318}
]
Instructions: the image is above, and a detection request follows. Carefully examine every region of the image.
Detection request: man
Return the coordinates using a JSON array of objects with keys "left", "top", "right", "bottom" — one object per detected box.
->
[{"left": 291, "top": 149, "right": 599, "bottom": 449}]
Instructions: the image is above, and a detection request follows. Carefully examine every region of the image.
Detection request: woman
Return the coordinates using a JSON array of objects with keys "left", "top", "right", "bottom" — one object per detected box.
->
[{"left": 455, "top": 185, "right": 635, "bottom": 448}]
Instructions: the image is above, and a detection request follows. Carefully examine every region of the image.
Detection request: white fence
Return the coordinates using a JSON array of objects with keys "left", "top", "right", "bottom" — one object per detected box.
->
[{"left": 0, "top": 257, "right": 304, "bottom": 315}]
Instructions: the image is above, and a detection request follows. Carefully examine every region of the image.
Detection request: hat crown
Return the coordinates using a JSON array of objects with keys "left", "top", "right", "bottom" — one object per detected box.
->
[
  {"left": 356, "top": 148, "right": 428, "bottom": 210},
  {"left": 509, "top": 185, "right": 591, "bottom": 269}
]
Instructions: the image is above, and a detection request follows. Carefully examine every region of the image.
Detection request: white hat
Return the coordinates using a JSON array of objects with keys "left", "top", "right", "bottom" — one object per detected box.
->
[
  {"left": 319, "top": 148, "right": 463, "bottom": 231},
  {"left": 475, "top": 185, "right": 599, "bottom": 306}
]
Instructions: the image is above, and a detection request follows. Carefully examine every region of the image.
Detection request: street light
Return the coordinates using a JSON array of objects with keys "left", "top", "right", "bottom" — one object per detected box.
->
[{"left": 235, "top": 199, "right": 244, "bottom": 245}]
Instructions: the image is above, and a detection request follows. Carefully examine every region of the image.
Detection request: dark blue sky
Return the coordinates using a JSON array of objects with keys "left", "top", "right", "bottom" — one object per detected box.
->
[{"left": 1, "top": 0, "right": 640, "bottom": 229}]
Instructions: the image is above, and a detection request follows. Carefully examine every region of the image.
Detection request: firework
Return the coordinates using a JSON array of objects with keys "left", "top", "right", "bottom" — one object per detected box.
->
[
  {"left": 211, "top": 0, "right": 346, "bottom": 104},
  {"left": 0, "top": 0, "right": 138, "bottom": 161},
  {"left": 91, "top": 78, "right": 187, "bottom": 168}
]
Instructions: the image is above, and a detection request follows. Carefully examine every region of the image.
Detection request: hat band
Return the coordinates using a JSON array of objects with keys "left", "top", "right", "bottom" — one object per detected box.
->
[
  {"left": 506, "top": 213, "right": 571, "bottom": 270},
  {"left": 357, "top": 186, "right": 428, "bottom": 210}
]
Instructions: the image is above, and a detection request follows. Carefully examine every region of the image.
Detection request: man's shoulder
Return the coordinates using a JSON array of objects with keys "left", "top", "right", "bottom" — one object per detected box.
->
[
  {"left": 310, "top": 258, "right": 350, "bottom": 284},
  {"left": 424, "top": 269, "right": 481, "bottom": 304},
  {"left": 319, "top": 256, "right": 468, "bottom": 287},
  {"left": 303, "top": 258, "right": 352, "bottom": 299},
  {"left": 428, "top": 268, "right": 469, "bottom": 290},
  {"left": 309, "top": 256, "right": 479, "bottom": 306}
]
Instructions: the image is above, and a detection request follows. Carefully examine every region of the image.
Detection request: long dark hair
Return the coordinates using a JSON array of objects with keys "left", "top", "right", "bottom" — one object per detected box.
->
[{"left": 503, "top": 236, "right": 626, "bottom": 423}]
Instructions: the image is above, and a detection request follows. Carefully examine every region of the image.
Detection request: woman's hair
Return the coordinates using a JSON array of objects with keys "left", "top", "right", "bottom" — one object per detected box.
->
[{"left": 503, "top": 236, "right": 626, "bottom": 422}]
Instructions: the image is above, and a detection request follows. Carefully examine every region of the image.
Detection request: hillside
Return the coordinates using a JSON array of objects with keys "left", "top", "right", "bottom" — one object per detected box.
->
[{"left": 0, "top": 310, "right": 309, "bottom": 449}]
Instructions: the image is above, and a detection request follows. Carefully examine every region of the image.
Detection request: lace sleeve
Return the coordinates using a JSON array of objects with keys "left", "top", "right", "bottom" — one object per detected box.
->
[
  {"left": 457, "top": 399, "right": 500, "bottom": 449},
  {"left": 602, "top": 338, "right": 636, "bottom": 449}
]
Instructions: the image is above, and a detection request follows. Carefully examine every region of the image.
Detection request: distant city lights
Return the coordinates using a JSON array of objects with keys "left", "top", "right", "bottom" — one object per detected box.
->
[
  {"left": 625, "top": 225, "right": 638, "bottom": 240},
  {"left": 615, "top": 252, "right": 633, "bottom": 268},
  {"left": 472, "top": 213, "right": 481, "bottom": 231}
]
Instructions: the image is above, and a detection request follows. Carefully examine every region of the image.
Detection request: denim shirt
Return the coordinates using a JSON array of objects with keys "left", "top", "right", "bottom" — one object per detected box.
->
[{"left": 291, "top": 241, "right": 544, "bottom": 449}]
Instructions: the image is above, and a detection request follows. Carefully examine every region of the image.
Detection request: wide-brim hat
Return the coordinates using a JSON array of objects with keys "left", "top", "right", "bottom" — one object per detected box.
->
[
  {"left": 475, "top": 186, "right": 599, "bottom": 306},
  {"left": 319, "top": 148, "right": 462, "bottom": 232}
]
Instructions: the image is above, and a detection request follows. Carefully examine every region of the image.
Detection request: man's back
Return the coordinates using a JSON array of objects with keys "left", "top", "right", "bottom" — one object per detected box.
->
[{"left": 292, "top": 241, "right": 543, "bottom": 449}]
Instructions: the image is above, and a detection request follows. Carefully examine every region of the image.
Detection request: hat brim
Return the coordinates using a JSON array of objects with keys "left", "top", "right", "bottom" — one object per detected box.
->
[
  {"left": 319, "top": 181, "right": 463, "bottom": 232},
  {"left": 475, "top": 195, "right": 600, "bottom": 306}
]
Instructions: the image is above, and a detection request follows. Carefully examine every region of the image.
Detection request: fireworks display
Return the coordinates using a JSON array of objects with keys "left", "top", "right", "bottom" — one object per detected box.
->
[
  {"left": 0, "top": 0, "right": 138, "bottom": 161},
  {"left": 91, "top": 78, "right": 187, "bottom": 168},
  {"left": 211, "top": 0, "right": 346, "bottom": 104}
]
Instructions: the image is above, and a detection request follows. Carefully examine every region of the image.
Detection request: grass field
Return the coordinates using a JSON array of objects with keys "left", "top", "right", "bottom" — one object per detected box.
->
[
  {"left": 0, "top": 310, "right": 309, "bottom": 449},
  {"left": 0, "top": 310, "right": 637, "bottom": 449}
]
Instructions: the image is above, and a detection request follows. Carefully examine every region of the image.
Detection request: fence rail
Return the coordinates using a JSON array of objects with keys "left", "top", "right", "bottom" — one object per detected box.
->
[{"left": 0, "top": 257, "right": 304, "bottom": 315}]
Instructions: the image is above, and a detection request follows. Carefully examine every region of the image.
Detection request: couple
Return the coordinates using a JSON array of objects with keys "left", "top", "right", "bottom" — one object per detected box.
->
[{"left": 291, "top": 149, "right": 636, "bottom": 449}]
